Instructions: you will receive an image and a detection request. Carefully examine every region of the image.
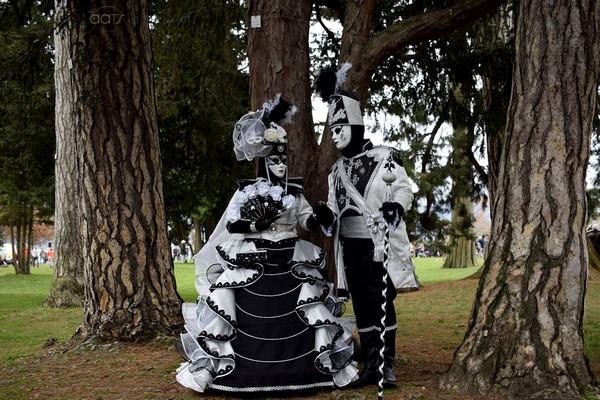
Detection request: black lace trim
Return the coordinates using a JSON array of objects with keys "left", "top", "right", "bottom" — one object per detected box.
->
[
  {"left": 216, "top": 244, "right": 269, "bottom": 267},
  {"left": 205, "top": 296, "right": 237, "bottom": 328},
  {"left": 289, "top": 249, "right": 325, "bottom": 267},
  {"left": 216, "top": 364, "right": 234, "bottom": 377},
  {"left": 297, "top": 291, "right": 328, "bottom": 307},
  {"left": 198, "top": 337, "right": 236, "bottom": 360},
  {"left": 315, "top": 357, "right": 333, "bottom": 374},
  {"left": 291, "top": 267, "right": 329, "bottom": 287},
  {"left": 210, "top": 266, "right": 262, "bottom": 289},
  {"left": 296, "top": 309, "right": 342, "bottom": 330},
  {"left": 199, "top": 329, "right": 236, "bottom": 342}
]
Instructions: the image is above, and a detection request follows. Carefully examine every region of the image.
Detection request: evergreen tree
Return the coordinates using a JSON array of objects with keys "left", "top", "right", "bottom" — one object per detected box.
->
[
  {"left": 151, "top": 0, "right": 251, "bottom": 251},
  {"left": 0, "top": 0, "right": 55, "bottom": 274}
]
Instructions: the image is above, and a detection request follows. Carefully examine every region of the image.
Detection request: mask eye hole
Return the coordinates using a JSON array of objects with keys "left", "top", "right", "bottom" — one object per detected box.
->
[{"left": 266, "top": 156, "right": 286, "bottom": 166}]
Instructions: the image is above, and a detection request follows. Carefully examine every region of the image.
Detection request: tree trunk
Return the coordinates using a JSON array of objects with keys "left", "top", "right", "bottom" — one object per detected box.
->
[
  {"left": 247, "top": 0, "right": 318, "bottom": 198},
  {"left": 47, "top": 3, "right": 85, "bottom": 307},
  {"left": 443, "top": 196, "right": 477, "bottom": 269},
  {"left": 246, "top": 0, "right": 341, "bottom": 276},
  {"left": 439, "top": 1, "right": 600, "bottom": 398},
  {"left": 55, "top": 0, "right": 183, "bottom": 342},
  {"left": 443, "top": 83, "right": 478, "bottom": 269},
  {"left": 480, "top": 4, "right": 513, "bottom": 212}
]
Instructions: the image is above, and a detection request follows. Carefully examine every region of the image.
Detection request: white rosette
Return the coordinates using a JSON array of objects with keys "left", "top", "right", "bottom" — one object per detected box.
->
[
  {"left": 225, "top": 204, "right": 241, "bottom": 223},
  {"left": 256, "top": 181, "right": 271, "bottom": 197},
  {"left": 243, "top": 184, "right": 258, "bottom": 199},
  {"left": 268, "top": 185, "right": 284, "bottom": 201},
  {"left": 282, "top": 194, "right": 296, "bottom": 210},
  {"left": 263, "top": 128, "right": 279, "bottom": 143}
]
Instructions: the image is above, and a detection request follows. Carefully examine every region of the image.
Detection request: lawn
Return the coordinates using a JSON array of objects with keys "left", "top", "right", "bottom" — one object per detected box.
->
[
  {"left": 0, "top": 257, "right": 478, "bottom": 362},
  {"left": 1, "top": 258, "right": 600, "bottom": 400}
]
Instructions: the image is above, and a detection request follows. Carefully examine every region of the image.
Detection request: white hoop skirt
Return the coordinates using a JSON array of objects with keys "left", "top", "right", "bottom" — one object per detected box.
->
[{"left": 176, "top": 237, "right": 358, "bottom": 394}]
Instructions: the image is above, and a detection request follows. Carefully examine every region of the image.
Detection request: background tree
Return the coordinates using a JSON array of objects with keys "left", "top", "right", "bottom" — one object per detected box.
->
[
  {"left": 245, "top": 0, "right": 507, "bottom": 277},
  {"left": 362, "top": 3, "right": 514, "bottom": 261},
  {"left": 152, "top": 0, "right": 251, "bottom": 253},
  {"left": 49, "top": 0, "right": 85, "bottom": 307},
  {"left": 0, "top": 0, "right": 55, "bottom": 275},
  {"left": 439, "top": 1, "right": 600, "bottom": 398},
  {"left": 54, "top": 0, "right": 182, "bottom": 342}
]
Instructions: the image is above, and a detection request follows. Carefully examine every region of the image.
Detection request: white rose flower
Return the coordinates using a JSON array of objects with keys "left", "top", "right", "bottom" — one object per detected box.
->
[
  {"left": 233, "top": 190, "right": 248, "bottom": 204},
  {"left": 225, "top": 205, "right": 241, "bottom": 222},
  {"left": 282, "top": 194, "right": 296, "bottom": 210},
  {"left": 268, "top": 185, "right": 284, "bottom": 201},
  {"left": 243, "top": 184, "right": 258, "bottom": 199},
  {"left": 275, "top": 124, "right": 288, "bottom": 142},
  {"left": 263, "top": 128, "right": 279, "bottom": 143},
  {"left": 256, "top": 181, "right": 271, "bottom": 196}
]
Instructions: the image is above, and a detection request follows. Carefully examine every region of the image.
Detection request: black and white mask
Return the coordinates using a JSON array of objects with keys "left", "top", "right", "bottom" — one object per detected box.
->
[
  {"left": 266, "top": 155, "right": 287, "bottom": 179},
  {"left": 331, "top": 125, "right": 352, "bottom": 150}
]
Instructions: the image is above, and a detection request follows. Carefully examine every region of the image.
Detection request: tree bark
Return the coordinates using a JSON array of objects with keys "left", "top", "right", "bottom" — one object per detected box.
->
[
  {"left": 439, "top": 1, "right": 600, "bottom": 398},
  {"left": 55, "top": 0, "right": 183, "bottom": 341},
  {"left": 443, "top": 196, "right": 477, "bottom": 269},
  {"left": 247, "top": 0, "right": 318, "bottom": 200},
  {"left": 47, "top": 3, "right": 85, "bottom": 307}
]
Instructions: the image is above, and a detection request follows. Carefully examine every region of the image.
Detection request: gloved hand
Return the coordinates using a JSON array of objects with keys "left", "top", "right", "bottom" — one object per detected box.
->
[
  {"left": 379, "top": 202, "right": 404, "bottom": 231},
  {"left": 255, "top": 215, "right": 279, "bottom": 231},
  {"left": 312, "top": 202, "right": 335, "bottom": 227}
]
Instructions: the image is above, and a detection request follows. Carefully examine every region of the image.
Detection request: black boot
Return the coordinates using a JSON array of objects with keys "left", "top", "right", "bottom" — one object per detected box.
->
[
  {"left": 350, "top": 331, "right": 381, "bottom": 388},
  {"left": 382, "top": 330, "right": 397, "bottom": 388}
]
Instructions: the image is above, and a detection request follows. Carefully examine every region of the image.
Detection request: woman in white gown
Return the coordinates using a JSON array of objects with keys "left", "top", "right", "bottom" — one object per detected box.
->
[{"left": 175, "top": 95, "right": 357, "bottom": 394}]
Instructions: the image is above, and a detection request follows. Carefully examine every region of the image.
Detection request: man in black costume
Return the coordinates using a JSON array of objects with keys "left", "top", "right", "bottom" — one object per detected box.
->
[{"left": 313, "top": 64, "right": 419, "bottom": 388}]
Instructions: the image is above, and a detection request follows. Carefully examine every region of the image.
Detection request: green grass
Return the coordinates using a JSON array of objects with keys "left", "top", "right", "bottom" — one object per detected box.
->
[
  {"left": 1, "top": 258, "right": 599, "bottom": 377},
  {"left": 173, "top": 261, "right": 197, "bottom": 302},
  {"left": 0, "top": 265, "right": 82, "bottom": 362},
  {"left": 412, "top": 256, "right": 482, "bottom": 285}
]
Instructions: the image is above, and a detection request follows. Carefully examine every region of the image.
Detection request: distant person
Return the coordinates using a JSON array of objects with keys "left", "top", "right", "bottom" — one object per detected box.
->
[
  {"left": 40, "top": 249, "right": 47, "bottom": 264},
  {"left": 31, "top": 248, "right": 40, "bottom": 267},
  {"left": 172, "top": 244, "right": 181, "bottom": 262},
  {"left": 179, "top": 240, "right": 187, "bottom": 263},
  {"left": 477, "top": 235, "right": 487, "bottom": 257},
  {"left": 46, "top": 246, "right": 54, "bottom": 266}
]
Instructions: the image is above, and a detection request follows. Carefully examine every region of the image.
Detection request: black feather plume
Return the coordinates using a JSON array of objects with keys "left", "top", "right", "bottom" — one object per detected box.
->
[
  {"left": 262, "top": 94, "right": 297, "bottom": 126},
  {"left": 314, "top": 66, "right": 337, "bottom": 102}
]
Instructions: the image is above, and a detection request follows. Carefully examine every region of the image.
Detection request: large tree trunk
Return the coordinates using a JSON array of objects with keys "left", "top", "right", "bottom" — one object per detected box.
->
[
  {"left": 47, "top": 6, "right": 85, "bottom": 307},
  {"left": 247, "top": 0, "right": 317, "bottom": 198},
  {"left": 439, "top": 1, "right": 600, "bottom": 398},
  {"left": 55, "top": 0, "right": 183, "bottom": 342},
  {"left": 246, "top": 0, "right": 343, "bottom": 278}
]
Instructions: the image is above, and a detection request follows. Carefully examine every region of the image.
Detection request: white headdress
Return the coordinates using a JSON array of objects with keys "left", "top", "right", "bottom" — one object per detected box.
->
[{"left": 232, "top": 94, "right": 297, "bottom": 161}]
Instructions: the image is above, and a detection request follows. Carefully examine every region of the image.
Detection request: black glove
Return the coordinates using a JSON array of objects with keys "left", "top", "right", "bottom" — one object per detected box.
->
[
  {"left": 306, "top": 214, "right": 319, "bottom": 231},
  {"left": 255, "top": 215, "right": 278, "bottom": 231},
  {"left": 336, "top": 288, "right": 350, "bottom": 302},
  {"left": 379, "top": 202, "right": 404, "bottom": 231},
  {"left": 313, "top": 202, "right": 335, "bottom": 227}
]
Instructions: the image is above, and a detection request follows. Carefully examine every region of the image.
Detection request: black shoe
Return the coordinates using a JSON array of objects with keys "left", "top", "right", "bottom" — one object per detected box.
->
[
  {"left": 382, "top": 365, "right": 397, "bottom": 388},
  {"left": 349, "top": 366, "right": 379, "bottom": 388}
]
